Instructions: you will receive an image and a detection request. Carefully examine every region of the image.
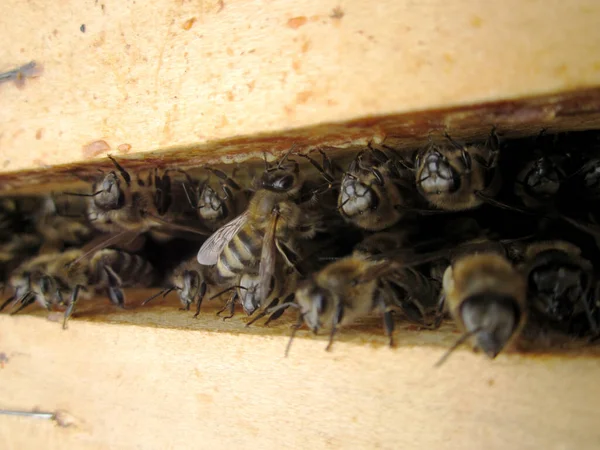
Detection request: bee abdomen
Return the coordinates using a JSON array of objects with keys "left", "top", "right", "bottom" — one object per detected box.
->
[{"left": 91, "top": 250, "right": 155, "bottom": 288}]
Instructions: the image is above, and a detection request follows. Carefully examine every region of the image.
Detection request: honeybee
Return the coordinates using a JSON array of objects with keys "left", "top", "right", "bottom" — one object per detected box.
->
[
  {"left": 521, "top": 241, "right": 597, "bottom": 336},
  {"left": 3, "top": 248, "right": 156, "bottom": 328},
  {"left": 437, "top": 250, "right": 527, "bottom": 364},
  {"left": 197, "top": 189, "right": 320, "bottom": 305},
  {"left": 142, "top": 256, "right": 221, "bottom": 318},
  {"left": 338, "top": 147, "right": 413, "bottom": 231},
  {"left": 192, "top": 168, "right": 249, "bottom": 232},
  {"left": 279, "top": 232, "right": 442, "bottom": 354},
  {"left": 414, "top": 129, "right": 501, "bottom": 211},
  {"left": 514, "top": 155, "right": 570, "bottom": 210},
  {"left": 75, "top": 155, "right": 204, "bottom": 237}
]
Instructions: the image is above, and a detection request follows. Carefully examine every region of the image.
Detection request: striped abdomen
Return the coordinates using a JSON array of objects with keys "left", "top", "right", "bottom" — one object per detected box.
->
[
  {"left": 216, "top": 223, "right": 263, "bottom": 280},
  {"left": 90, "top": 249, "right": 156, "bottom": 289}
]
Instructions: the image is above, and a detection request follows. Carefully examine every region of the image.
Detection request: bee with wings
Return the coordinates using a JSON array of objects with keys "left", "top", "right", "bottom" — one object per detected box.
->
[
  {"left": 65, "top": 155, "right": 207, "bottom": 266},
  {"left": 197, "top": 146, "right": 322, "bottom": 311},
  {"left": 197, "top": 189, "right": 319, "bottom": 309},
  {"left": 2, "top": 248, "right": 156, "bottom": 329}
]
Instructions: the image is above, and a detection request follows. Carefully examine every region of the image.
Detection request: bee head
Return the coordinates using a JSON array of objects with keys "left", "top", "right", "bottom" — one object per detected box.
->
[
  {"left": 527, "top": 249, "right": 589, "bottom": 322},
  {"left": 197, "top": 184, "right": 226, "bottom": 221},
  {"left": 518, "top": 157, "right": 562, "bottom": 200},
  {"left": 296, "top": 281, "right": 332, "bottom": 334},
  {"left": 416, "top": 147, "right": 464, "bottom": 196},
  {"left": 178, "top": 270, "right": 201, "bottom": 309},
  {"left": 92, "top": 172, "right": 125, "bottom": 211},
  {"left": 260, "top": 163, "right": 301, "bottom": 194}
]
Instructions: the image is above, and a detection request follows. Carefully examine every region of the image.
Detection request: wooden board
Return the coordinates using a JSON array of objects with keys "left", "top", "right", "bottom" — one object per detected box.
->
[
  {"left": 1, "top": 293, "right": 600, "bottom": 449},
  {"left": 3, "top": 1, "right": 600, "bottom": 448},
  {"left": 1, "top": 0, "right": 600, "bottom": 174},
  {"left": 1, "top": 311, "right": 600, "bottom": 450}
]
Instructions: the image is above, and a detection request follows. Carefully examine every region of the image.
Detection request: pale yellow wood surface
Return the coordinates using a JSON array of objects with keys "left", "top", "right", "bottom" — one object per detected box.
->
[
  {"left": 1, "top": 0, "right": 600, "bottom": 173},
  {"left": 1, "top": 314, "right": 599, "bottom": 450}
]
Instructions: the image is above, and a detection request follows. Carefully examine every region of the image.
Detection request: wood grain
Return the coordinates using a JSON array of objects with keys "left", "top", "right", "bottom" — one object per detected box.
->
[
  {"left": 1, "top": 0, "right": 600, "bottom": 174},
  {"left": 1, "top": 311, "right": 599, "bottom": 450}
]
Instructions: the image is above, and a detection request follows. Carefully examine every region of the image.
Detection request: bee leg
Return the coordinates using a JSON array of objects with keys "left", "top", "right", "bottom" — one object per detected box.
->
[
  {"left": 276, "top": 240, "right": 302, "bottom": 275},
  {"left": 207, "top": 168, "right": 241, "bottom": 197},
  {"left": 369, "top": 168, "right": 386, "bottom": 186},
  {"left": 63, "top": 284, "right": 83, "bottom": 330},
  {"left": 103, "top": 266, "right": 125, "bottom": 308},
  {"left": 9, "top": 293, "right": 36, "bottom": 316},
  {"left": 580, "top": 294, "right": 600, "bottom": 338},
  {"left": 382, "top": 310, "right": 395, "bottom": 348},
  {"left": 433, "top": 294, "right": 446, "bottom": 329},
  {"left": 325, "top": 302, "right": 345, "bottom": 352},
  {"left": 220, "top": 293, "right": 237, "bottom": 320},
  {"left": 444, "top": 132, "right": 463, "bottom": 150},
  {"left": 265, "top": 293, "right": 295, "bottom": 326},
  {"left": 245, "top": 310, "right": 269, "bottom": 327},
  {"left": 193, "top": 281, "right": 207, "bottom": 319},
  {"left": 298, "top": 151, "right": 336, "bottom": 183},
  {"left": 0, "top": 294, "right": 16, "bottom": 312}
]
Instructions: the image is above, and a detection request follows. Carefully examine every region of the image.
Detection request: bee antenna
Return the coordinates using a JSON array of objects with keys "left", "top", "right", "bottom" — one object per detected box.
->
[
  {"left": 62, "top": 190, "right": 105, "bottom": 197},
  {"left": 434, "top": 327, "right": 482, "bottom": 368},
  {"left": 107, "top": 155, "right": 131, "bottom": 186},
  {"left": 210, "top": 285, "right": 245, "bottom": 300},
  {"left": 318, "top": 256, "right": 341, "bottom": 262},
  {"left": 278, "top": 144, "right": 298, "bottom": 168},
  {"left": 181, "top": 182, "right": 196, "bottom": 210},
  {"left": 142, "top": 288, "right": 170, "bottom": 306},
  {"left": 66, "top": 229, "right": 138, "bottom": 268},
  {"left": 285, "top": 313, "right": 305, "bottom": 357}
]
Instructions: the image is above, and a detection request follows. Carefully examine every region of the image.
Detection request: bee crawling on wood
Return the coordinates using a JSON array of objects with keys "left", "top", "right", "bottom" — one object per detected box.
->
[
  {"left": 197, "top": 147, "right": 325, "bottom": 314},
  {"left": 2, "top": 248, "right": 156, "bottom": 328},
  {"left": 436, "top": 246, "right": 527, "bottom": 365},
  {"left": 270, "top": 232, "right": 442, "bottom": 355}
]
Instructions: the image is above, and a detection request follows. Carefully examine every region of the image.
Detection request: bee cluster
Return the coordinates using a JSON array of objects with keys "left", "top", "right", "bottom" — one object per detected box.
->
[{"left": 1, "top": 129, "right": 600, "bottom": 363}]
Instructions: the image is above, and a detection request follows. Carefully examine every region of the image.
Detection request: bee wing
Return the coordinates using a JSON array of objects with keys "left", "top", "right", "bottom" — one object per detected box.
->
[
  {"left": 197, "top": 211, "right": 249, "bottom": 265},
  {"left": 256, "top": 212, "right": 280, "bottom": 303}
]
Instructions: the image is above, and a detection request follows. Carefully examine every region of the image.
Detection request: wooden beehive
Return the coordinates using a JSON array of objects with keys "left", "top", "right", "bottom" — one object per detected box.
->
[{"left": 1, "top": 1, "right": 600, "bottom": 448}]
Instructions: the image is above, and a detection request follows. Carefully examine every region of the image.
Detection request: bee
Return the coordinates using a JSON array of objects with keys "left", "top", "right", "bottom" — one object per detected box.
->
[
  {"left": 414, "top": 129, "right": 501, "bottom": 211},
  {"left": 197, "top": 189, "right": 319, "bottom": 304},
  {"left": 521, "top": 241, "right": 597, "bottom": 336},
  {"left": 337, "top": 147, "right": 412, "bottom": 231},
  {"left": 2, "top": 248, "right": 156, "bottom": 328},
  {"left": 437, "top": 250, "right": 527, "bottom": 364},
  {"left": 74, "top": 155, "right": 204, "bottom": 237},
  {"left": 279, "top": 232, "right": 441, "bottom": 354},
  {"left": 514, "top": 154, "right": 570, "bottom": 210},
  {"left": 142, "top": 256, "right": 221, "bottom": 318},
  {"left": 192, "top": 168, "right": 249, "bottom": 232}
]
